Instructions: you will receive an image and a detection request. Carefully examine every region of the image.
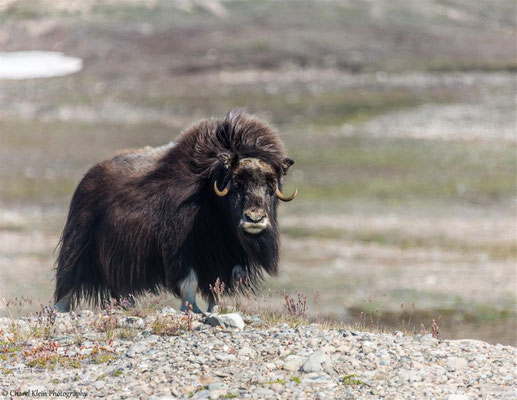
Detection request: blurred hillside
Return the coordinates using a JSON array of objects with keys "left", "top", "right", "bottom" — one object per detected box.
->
[{"left": 0, "top": 0, "right": 516, "bottom": 344}]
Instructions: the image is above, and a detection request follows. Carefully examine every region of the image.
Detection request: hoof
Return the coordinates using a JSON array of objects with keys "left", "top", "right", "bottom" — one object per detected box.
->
[
  {"left": 180, "top": 302, "right": 204, "bottom": 314},
  {"left": 53, "top": 301, "right": 71, "bottom": 313}
]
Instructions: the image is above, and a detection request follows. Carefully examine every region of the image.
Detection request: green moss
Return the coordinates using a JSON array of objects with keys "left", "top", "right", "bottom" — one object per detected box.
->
[
  {"left": 25, "top": 354, "right": 83, "bottom": 370},
  {"left": 67, "top": 359, "right": 82, "bottom": 369},
  {"left": 265, "top": 378, "right": 286, "bottom": 385},
  {"left": 342, "top": 374, "right": 365, "bottom": 385},
  {"left": 0, "top": 342, "right": 22, "bottom": 361},
  {"left": 26, "top": 356, "right": 55, "bottom": 369},
  {"left": 290, "top": 376, "right": 301, "bottom": 384},
  {"left": 90, "top": 353, "right": 116, "bottom": 364}
]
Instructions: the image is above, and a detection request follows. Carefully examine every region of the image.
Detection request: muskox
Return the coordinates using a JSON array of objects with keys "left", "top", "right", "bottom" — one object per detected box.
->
[{"left": 54, "top": 109, "right": 297, "bottom": 313}]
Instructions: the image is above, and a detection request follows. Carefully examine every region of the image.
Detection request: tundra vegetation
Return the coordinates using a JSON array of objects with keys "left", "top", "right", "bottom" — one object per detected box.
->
[{"left": 0, "top": 0, "right": 515, "bottom": 347}]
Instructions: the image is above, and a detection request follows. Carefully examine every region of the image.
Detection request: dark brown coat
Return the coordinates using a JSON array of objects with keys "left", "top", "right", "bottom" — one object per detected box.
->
[{"left": 54, "top": 110, "right": 295, "bottom": 311}]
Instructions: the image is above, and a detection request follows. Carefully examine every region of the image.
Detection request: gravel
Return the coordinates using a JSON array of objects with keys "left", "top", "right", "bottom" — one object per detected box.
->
[{"left": 1, "top": 309, "right": 515, "bottom": 399}]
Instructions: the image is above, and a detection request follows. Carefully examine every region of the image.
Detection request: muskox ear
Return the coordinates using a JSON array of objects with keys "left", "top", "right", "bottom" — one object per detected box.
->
[
  {"left": 281, "top": 158, "right": 294, "bottom": 175},
  {"left": 217, "top": 152, "right": 232, "bottom": 170}
]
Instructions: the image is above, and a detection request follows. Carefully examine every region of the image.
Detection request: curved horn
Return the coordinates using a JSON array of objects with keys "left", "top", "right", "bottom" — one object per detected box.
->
[
  {"left": 214, "top": 181, "right": 229, "bottom": 197},
  {"left": 275, "top": 185, "right": 297, "bottom": 202}
]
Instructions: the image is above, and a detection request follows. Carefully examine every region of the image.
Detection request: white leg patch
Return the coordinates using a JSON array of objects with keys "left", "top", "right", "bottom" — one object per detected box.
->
[{"left": 180, "top": 270, "right": 202, "bottom": 313}]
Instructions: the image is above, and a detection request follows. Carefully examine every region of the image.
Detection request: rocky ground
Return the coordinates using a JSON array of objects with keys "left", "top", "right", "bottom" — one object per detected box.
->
[{"left": 1, "top": 307, "right": 516, "bottom": 399}]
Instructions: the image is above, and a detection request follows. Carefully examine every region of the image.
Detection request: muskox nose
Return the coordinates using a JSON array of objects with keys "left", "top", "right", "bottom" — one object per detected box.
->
[{"left": 244, "top": 210, "right": 265, "bottom": 223}]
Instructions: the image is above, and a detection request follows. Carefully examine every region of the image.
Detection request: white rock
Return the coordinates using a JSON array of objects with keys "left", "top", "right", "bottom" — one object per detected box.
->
[
  {"left": 446, "top": 357, "right": 468, "bottom": 371},
  {"left": 210, "top": 390, "right": 227, "bottom": 399},
  {"left": 265, "top": 362, "right": 276, "bottom": 370},
  {"left": 193, "top": 389, "right": 210, "bottom": 398},
  {"left": 283, "top": 355, "right": 304, "bottom": 372},
  {"left": 217, "top": 313, "right": 245, "bottom": 330},
  {"left": 127, "top": 342, "right": 148, "bottom": 358},
  {"left": 207, "top": 382, "right": 227, "bottom": 391},
  {"left": 238, "top": 346, "right": 256, "bottom": 358},
  {"left": 254, "top": 388, "right": 275, "bottom": 397},
  {"left": 119, "top": 316, "right": 145, "bottom": 329},
  {"left": 300, "top": 351, "right": 333, "bottom": 373},
  {"left": 271, "top": 383, "right": 284, "bottom": 393},
  {"left": 159, "top": 307, "right": 177, "bottom": 316},
  {"left": 215, "top": 353, "right": 236, "bottom": 361}
]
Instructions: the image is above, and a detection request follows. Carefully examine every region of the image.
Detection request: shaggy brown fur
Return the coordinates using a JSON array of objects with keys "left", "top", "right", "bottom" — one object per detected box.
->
[{"left": 54, "top": 109, "right": 295, "bottom": 311}]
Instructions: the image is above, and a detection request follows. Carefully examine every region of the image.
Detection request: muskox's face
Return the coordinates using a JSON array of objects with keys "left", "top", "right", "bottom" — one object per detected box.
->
[{"left": 215, "top": 157, "right": 295, "bottom": 235}]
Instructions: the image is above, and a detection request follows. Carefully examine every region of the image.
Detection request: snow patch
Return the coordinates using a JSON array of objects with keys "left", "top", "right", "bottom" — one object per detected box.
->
[{"left": 0, "top": 51, "right": 82, "bottom": 79}]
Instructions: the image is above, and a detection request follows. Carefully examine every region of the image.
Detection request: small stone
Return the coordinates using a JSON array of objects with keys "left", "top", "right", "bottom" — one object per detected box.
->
[
  {"left": 119, "top": 316, "right": 145, "bottom": 329},
  {"left": 217, "top": 313, "right": 245, "bottom": 330},
  {"left": 133, "top": 384, "right": 153, "bottom": 395},
  {"left": 243, "top": 314, "right": 263, "bottom": 326},
  {"left": 301, "top": 373, "right": 332, "bottom": 384},
  {"left": 271, "top": 383, "right": 284, "bottom": 393},
  {"left": 322, "top": 344, "right": 336, "bottom": 353},
  {"left": 401, "top": 371, "right": 423, "bottom": 383},
  {"left": 215, "top": 353, "right": 236, "bottom": 361},
  {"left": 446, "top": 357, "right": 468, "bottom": 371},
  {"left": 191, "top": 321, "right": 203, "bottom": 330},
  {"left": 254, "top": 388, "right": 275, "bottom": 397},
  {"left": 300, "top": 351, "right": 333, "bottom": 373},
  {"left": 193, "top": 389, "right": 210, "bottom": 399},
  {"left": 160, "top": 307, "right": 176, "bottom": 315},
  {"left": 78, "top": 310, "right": 94, "bottom": 318},
  {"left": 207, "top": 382, "right": 226, "bottom": 391},
  {"left": 336, "top": 345, "right": 348, "bottom": 353},
  {"left": 210, "top": 390, "right": 227, "bottom": 399},
  {"left": 199, "top": 375, "right": 215, "bottom": 386},
  {"left": 361, "top": 342, "right": 376, "bottom": 354},
  {"left": 182, "top": 386, "right": 195, "bottom": 395},
  {"left": 127, "top": 342, "right": 148, "bottom": 358},
  {"left": 204, "top": 313, "right": 245, "bottom": 330},
  {"left": 79, "top": 347, "right": 93, "bottom": 356},
  {"left": 265, "top": 362, "right": 276, "bottom": 370},
  {"left": 283, "top": 355, "right": 304, "bottom": 372},
  {"left": 238, "top": 346, "right": 256, "bottom": 358}
]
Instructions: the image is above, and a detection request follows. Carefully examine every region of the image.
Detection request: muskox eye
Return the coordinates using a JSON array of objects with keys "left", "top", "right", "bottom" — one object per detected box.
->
[{"left": 233, "top": 180, "right": 242, "bottom": 190}]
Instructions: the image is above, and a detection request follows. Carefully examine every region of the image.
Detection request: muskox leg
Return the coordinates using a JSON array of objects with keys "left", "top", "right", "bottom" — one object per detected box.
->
[
  {"left": 207, "top": 298, "right": 217, "bottom": 313},
  {"left": 54, "top": 290, "right": 73, "bottom": 313},
  {"left": 179, "top": 269, "right": 204, "bottom": 314},
  {"left": 206, "top": 265, "right": 247, "bottom": 313},
  {"left": 232, "top": 264, "right": 247, "bottom": 283}
]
